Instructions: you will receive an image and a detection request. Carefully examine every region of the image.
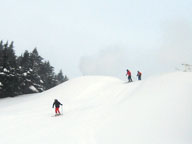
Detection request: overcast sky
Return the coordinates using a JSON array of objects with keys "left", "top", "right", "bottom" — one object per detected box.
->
[{"left": 0, "top": 0, "right": 192, "bottom": 80}]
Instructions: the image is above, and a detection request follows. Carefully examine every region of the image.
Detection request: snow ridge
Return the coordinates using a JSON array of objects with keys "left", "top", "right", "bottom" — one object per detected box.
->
[{"left": 0, "top": 72, "right": 191, "bottom": 144}]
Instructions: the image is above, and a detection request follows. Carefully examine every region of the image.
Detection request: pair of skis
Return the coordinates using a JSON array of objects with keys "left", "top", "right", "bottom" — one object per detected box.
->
[
  {"left": 52, "top": 105, "right": 63, "bottom": 117},
  {"left": 51, "top": 113, "right": 62, "bottom": 117}
]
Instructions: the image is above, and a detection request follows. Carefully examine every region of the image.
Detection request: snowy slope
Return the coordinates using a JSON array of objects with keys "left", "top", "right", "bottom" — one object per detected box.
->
[{"left": 0, "top": 72, "right": 192, "bottom": 144}]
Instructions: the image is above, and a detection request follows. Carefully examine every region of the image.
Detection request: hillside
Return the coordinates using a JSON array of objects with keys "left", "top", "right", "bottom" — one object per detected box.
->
[{"left": 0, "top": 72, "right": 191, "bottom": 144}]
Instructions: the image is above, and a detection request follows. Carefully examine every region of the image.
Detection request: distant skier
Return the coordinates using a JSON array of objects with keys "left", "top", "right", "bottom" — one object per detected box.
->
[
  {"left": 126, "top": 69, "right": 133, "bottom": 82},
  {"left": 137, "top": 71, "right": 142, "bottom": 80},
  {"left": 52, "top": 99, "right": 63, "bottom": 115}
]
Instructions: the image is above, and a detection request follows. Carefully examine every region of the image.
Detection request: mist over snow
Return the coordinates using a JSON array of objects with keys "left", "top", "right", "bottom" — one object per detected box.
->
[
  {"left": 79, "top": 46, "right": 128, "bottom": 79},
  {"left": 0, "top": 72, "right": 192, "bottom": 144},
  {"left": 79, "top": 19, "right": 192, "bottom": 80},
  {"left": 79, "top": 45, "right": 161, "bottom": 81},
  {"left": 156, "top": 19, "right": 192, "bottom": 71}
]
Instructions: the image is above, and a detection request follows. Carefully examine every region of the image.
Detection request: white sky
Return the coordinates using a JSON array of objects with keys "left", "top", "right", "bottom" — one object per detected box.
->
[{"left": 0, "top": 0, "right": 192, "bottom": 80}]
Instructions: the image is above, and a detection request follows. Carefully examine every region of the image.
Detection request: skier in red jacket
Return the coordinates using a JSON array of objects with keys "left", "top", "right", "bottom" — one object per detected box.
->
[
  {"left": 137, "top": 71, "right": 142, "bottom": 80},
  {"left": 126, "top": 69, "right": 132, "bottom": 82}
]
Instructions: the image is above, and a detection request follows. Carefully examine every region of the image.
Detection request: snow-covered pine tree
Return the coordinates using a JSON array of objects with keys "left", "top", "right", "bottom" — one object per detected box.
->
[
  {"left": 27, "top": 48, "right": 44, "bottom": 92},
  {"left": 38, "top": 61, "right": 57, "bottom": 90},
  {"left": 0, "top": 41, "right": 20, "bottom": 97},
  {"left": 17, "top": 50, "right": 40, "bottom": 94},
  {"left": 0, "top": 41, "right": 4, "bottom": 97},
  {"left": 56, "top": 70, "right": 68, "bottom": 85},
  {"left": 0, "top": 41, "right": 69, "bottom": 98}
]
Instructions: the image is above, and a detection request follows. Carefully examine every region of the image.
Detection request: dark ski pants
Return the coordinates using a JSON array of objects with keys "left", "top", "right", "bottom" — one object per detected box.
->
[{"left": 128, "top": 76, "right": 132, "bottom": 82}]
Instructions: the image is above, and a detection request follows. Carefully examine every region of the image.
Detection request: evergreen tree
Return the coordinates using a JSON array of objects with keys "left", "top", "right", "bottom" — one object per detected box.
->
[
  {"left": 17, "top": 50, "right": 39, "bottom": 94},
  {"left": 39, "top": 61, "right": 57, "bottom": 90},
  {"left": 64, "top": 75, "right": 69, "bottom": 82},
  {"left": 0, "top": 41, "right": 69, "bottom": 98},
  {"left": 56, "top": 70, "right": 68, "bottom": 84},
  {"left": 0, "top": 41, "right": 4, "bottom": 97},
  {"left": 30, "top": 48, "right": 43, "bottom": 70},
  {"left": 2, "top": 41, "right": 17, "bottom": 69},
  {"left": 26, "top": 48, "right": 44, "bottom": 92},
  {"left": 0, "top": 41, "right": 3, "bottom": 70},
  {"left": 0, "top": 41, "right": 20, "bottom": 97}
]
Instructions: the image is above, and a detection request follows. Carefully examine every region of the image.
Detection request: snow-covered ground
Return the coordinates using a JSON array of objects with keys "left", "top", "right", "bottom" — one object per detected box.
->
[{"left": 0, "top": 72, "right": 192, "bottom": 144}]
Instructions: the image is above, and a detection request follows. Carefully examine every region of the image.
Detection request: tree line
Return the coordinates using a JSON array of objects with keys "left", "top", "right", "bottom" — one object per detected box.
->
[{"left": 0, "top": 41, "right": 68, "bottom": 98}]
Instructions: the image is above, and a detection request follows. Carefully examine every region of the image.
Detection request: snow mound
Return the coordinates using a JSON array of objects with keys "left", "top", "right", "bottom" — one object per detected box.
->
[{"left": 0, "top": 72, "right": 191, "bottom": 144}]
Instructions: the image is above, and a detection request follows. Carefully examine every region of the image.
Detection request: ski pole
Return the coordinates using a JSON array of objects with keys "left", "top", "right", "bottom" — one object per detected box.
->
[{"left": 61, "top": 105, "right": 63, "bottom": 114}]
